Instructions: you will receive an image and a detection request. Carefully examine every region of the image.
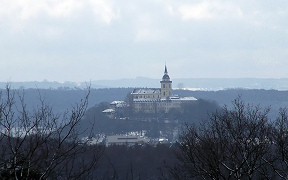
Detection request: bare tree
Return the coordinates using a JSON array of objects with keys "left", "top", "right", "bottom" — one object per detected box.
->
[
  {"left": 0, "top": 85, "right": 103, "bottom": 179},
  {"left": 270, "top": 108, "right": 288, "bottom": 179},
  {"left": 173, "top": 97, "right": 274, "bottom": 179}
]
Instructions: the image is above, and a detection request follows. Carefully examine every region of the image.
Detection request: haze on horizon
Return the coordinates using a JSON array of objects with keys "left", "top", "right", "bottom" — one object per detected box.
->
[{"left": 0, "top": 0, "right": 288, "bottom": 83}]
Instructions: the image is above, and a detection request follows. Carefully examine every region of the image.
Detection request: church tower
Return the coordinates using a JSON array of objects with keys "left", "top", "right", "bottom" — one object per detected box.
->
[{"left": 160, "top": 65, "right": 172, "bottom": 99}]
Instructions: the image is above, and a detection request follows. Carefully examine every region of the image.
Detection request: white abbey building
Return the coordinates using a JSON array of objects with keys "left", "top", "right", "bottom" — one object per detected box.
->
[{"left": 131, "top": 66, "right": 197, "bottom": 113}]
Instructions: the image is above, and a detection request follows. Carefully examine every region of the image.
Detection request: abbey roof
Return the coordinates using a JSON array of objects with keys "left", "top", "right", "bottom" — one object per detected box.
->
[{"left": 131, "top": 88, "right": 160, "bottom": 95}]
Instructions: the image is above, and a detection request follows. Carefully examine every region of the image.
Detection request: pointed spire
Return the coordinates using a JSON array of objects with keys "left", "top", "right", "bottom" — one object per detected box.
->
[
  {"left": 162, "top": 64, "right": 170, "bottom": 80},
  {"left": 164, "top": 65, "right": 168, "bottom": 75}
]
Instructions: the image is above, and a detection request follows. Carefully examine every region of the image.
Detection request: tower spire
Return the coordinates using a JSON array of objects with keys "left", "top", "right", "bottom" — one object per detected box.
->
[{"left": 164, "top": 65, "right": 168, "bottom": 75}]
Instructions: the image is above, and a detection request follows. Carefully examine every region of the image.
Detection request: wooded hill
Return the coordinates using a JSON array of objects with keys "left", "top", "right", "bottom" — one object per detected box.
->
[
  {"left": 4, "top": 87, "right": 287, "bottom": 117},
  {"left": 2, "top": 87, "right": 288, "bottom": 139}
]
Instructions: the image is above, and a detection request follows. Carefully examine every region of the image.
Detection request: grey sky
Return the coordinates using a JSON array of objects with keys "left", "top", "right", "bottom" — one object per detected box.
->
[{"left": 0, "top": 0, "right": 288, "bottom": 82}]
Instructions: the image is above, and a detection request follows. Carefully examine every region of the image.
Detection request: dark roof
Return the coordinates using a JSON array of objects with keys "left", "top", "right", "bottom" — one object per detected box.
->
[
  {"left": 132, "top": 88, "right": 160, "bottom": 94},
  {"left": 162, "top": 65, "right": 170, "bottom": 80},
  {"left": 162, "top": 74, "right": 170, "bottom": 79}
]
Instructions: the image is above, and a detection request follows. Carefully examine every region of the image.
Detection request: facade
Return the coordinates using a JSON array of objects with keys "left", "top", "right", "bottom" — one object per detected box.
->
[
  {"left": 106, "top": 135, "right": 149, "bottom": 146},
  {"left": 131, "top": 66, "right": 197, "bottom": 113}
]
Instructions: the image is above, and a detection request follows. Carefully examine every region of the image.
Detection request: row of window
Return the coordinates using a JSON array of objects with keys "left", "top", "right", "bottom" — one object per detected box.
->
[
  {"left": 134, "top": 95, "right": 160, "bottom": 99},
  {"left": 163, "top": 91, "right": 172, "bottom": 96},
  {"left": 162, "top": 84, "right": 172, "bottom": 88},
  {"left": 134, "top": 103, "right": 178, "bottom": 108}
]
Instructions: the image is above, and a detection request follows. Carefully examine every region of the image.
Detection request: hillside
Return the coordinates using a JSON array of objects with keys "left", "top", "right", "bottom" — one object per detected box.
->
[{"left": 2, "top": 87, "right": 287, "bottom": 116}]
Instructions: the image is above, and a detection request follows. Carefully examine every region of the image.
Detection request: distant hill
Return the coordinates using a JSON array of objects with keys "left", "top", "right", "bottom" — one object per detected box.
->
[
  {"left": 2, "top": 78, "right": 288, "bottom": 90},
  {"left": 174, "top": 89, "right": 288, "bottom": 118},
  {"left": 0, "top": 88, "right": 133, "bottom": 113}
]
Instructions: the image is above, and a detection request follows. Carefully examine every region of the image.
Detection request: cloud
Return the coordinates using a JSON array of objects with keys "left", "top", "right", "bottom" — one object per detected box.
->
[
  {"left": 0, "top": 0, "right": 118, "bottom": 31},
  {"left": 178, "top": 1, "right": 243, "bottom": 20},
  {"left": 0, "top": 0, "right": 83, "bottom": 20},
  {"left": 88, "top": 0, "right": 119, "bottom": 24},
  {"left": 0, "top": 0, "right": 288, "bottom": 81},
  {"left": 136, "top": 28, "right": 164, "bottom": 42}
]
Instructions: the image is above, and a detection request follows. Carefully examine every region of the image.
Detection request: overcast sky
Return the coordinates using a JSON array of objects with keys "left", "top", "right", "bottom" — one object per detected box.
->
[{"left": 0, "top": 0, "right": 288, "bottom": 82}]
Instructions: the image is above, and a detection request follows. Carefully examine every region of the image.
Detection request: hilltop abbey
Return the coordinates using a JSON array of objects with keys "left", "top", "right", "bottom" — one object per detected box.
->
[
  {"left": 103, "top": 65, "right": 197, "bottom": 116},
  {"left": 131, "top": 66, "right": 196, "bottom": 113}
]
